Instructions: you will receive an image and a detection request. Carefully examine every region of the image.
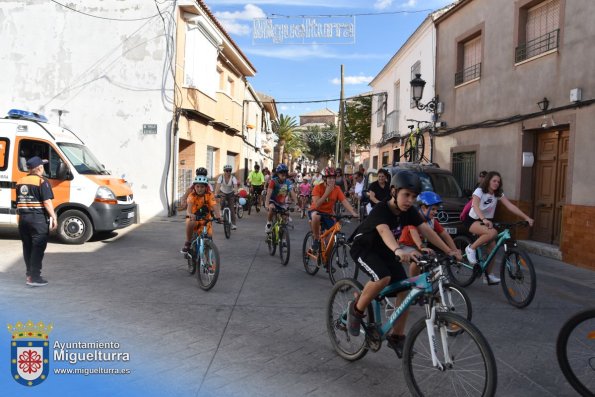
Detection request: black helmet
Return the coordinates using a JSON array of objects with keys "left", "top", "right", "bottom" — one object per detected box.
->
[
  {"left": 391, "top": 170, "right": 421, "bottom": 195},
  {"left": 196, "top": 167, "right": 208, "bottom": 176},
  {"left": 254, "top": 164, "right": 260, "bottom": 170}
]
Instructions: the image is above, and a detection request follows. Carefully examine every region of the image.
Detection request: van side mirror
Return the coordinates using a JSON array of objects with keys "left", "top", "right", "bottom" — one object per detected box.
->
[{"left": 57, "top": 162, "right": 72, "bottom": 180}]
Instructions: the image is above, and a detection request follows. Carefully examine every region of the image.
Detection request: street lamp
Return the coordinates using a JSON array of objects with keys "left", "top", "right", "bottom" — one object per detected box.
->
[{"left": 409, "top": 74, "right": 440, "bottom": 117}]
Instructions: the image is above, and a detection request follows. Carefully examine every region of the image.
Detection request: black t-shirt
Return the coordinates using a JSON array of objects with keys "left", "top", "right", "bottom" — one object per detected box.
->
[
  {"left": 351, "top": 201, "right": 423, "bottom": 258},
  {"left": 368, "top": 181, "right": 391, "bottom": 207}
]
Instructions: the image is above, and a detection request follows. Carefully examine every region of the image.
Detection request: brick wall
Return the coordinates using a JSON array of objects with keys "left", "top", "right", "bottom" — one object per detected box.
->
[{"left": 560, "top": 205, "right": 595, "bottom": 270}]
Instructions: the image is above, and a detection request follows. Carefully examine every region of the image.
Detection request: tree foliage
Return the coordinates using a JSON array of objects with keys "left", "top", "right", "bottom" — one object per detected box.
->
[
  {"left": 302, "top": 124, "right": 337, "bottom": 160},
  {"left": 344, "top": 96, "right": 372, "bottom": 148}
]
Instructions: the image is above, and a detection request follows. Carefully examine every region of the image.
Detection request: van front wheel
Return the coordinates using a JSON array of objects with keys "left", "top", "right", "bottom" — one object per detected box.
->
[{"left": 57, "top": 210, "right": 93, "bottom": 244}]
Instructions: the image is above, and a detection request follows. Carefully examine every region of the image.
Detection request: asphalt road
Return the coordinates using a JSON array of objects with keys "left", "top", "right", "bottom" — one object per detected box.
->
[{"left": 0, "top": 210, "right": 593, "bottom": 396}]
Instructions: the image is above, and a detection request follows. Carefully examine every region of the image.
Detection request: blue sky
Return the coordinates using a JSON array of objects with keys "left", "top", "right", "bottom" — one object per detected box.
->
[{"left": 207, "top": 0, "right": 453, "bottom": 119}]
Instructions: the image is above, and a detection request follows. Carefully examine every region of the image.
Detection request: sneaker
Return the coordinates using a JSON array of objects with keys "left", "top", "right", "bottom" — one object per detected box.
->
[
  {"left": 180, "top": 241, "right": 191, "bottom": 254},
  {"left": 311, "top": 239, "right": 320, "bottom": 255},
  {"left": 265, "top": 223, "right": 272, "bottom": 233},
  {"left": 26, "top": 276, "right": 32, "bottom": 285},
  {"left": 347, "top": 300, "right": 365, "bottom": 337},
  {"left": 465, "top": 245, "right": 478, "bottom": 265},
  {"left": 26, "top": 277, "right": 48, "bottom": 287},
  {"left": 483, "top": 273, "right": 500, "bottom": 285},
  {"left": 386, "top": 334, "right": 406, "bottom": 359},
  {"left": 231, "top": 224, "right": 237, "bottom": 230}
]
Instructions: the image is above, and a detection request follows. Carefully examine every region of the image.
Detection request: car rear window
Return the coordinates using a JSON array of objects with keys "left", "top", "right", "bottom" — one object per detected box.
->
[{"left": 419, "top": 172, "right": 463, "bottom": 198}]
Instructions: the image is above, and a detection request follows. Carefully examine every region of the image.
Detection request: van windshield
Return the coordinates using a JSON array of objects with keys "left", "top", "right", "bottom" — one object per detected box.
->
[
  {"left": 58, "top": 143, "right": 109, "bottom": 175},
  {"left": 419, "top": 172, "right": 463, "bottom": 198}
]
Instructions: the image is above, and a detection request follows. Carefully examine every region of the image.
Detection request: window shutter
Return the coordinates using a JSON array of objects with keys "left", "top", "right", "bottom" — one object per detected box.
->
[{"left": 463, "top": 36, "right": 481, "bottom": 70}]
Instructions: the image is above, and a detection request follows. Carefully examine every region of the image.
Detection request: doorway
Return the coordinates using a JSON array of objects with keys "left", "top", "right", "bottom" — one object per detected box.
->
[{"left": 532, "top": 130, "right": 568, "bottom": 245}]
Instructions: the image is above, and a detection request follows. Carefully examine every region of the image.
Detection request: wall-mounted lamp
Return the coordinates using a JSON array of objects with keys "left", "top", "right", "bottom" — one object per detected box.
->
[{"left": 537, "top": 97, "right": 549, "bottom": 112}]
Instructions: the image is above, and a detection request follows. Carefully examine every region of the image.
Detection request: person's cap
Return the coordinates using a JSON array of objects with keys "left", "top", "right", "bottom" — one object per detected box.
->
[{"left": 26, "top": 156, "right": 48, "bottom": 169}]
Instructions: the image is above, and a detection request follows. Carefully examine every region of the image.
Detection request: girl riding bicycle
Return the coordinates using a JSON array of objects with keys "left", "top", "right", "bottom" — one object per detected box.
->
[
  {"left": 181, "top": 175, "right": 221, "bottom": 254},
  {"left": 463, "top": 171, "right": 534, "bottom": 284}
]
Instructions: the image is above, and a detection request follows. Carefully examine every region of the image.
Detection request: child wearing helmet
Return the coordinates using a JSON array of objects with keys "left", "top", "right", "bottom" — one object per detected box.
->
[
  {"left": 215, "top": 165, "right": 239, "bottom": 230},
  {"left": 181, "top": 175, "right": 221, "bottom": 254},
  {"left": 178, "top": 167, "right": 213, "bottom": 211},
  {"left": 399, "top": 191, "right": 459, "bottom": 276},
  {"left": 347, "top": 171, "right": 462, "bottom": 358},
  {"left": 264, "top": 164, "right": 298, "bottom": 232}
]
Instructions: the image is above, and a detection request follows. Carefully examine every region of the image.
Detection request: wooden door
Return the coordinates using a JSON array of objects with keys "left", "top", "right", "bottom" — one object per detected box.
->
[{"left": 532, "top": 130, "right": 568, "bottom": 244}]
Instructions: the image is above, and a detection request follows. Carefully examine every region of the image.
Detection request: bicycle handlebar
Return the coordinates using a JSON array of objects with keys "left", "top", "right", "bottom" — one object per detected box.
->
[{"left": 492, "top": 220, "right": 530, "bottom": 229}]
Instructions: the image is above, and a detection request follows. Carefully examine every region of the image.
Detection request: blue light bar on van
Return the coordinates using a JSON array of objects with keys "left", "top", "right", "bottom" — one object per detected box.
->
[{"left": 7, "top": 109, "right": 48, "bottom": 123}]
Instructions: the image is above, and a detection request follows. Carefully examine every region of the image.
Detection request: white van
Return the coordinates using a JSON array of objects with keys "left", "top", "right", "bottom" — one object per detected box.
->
[{"left": 0, "top": 109, "right": 136, "bottom": 244}]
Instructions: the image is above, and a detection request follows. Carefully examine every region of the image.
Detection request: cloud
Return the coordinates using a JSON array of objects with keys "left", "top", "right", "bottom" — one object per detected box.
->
[
  {"left": 209, "top": 0, "right": 358, "bottom": 7},
  {"left": 245, "top": 46, "right": 389, "bottom": 60},
  {"left": 331, "top": 76, "right": 374, "bottom": 85},
  {"left": 374, "top": 0, "right": 394, "bottom": 10},
  {"left": 214, "top": 4, "right": 266, "bottom": 36}
]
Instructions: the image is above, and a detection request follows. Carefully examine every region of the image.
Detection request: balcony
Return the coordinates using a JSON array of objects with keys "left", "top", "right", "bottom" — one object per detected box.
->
[
  {"left": 455, "top": 62, "right": 481, "bottom": 86},
  {"left": 381, "top": 110, "right": 400, "bottom": 143},
  {"left": 515, "top": 29, "right": 559, "bottom": 63}
]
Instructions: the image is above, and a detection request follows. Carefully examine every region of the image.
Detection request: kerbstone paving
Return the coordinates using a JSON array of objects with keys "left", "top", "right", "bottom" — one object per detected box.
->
[{"left": 0, "top": 210, "right": 593, "bottom": 396}]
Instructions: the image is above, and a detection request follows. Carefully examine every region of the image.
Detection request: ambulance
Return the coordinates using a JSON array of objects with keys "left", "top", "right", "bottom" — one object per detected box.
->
[{"left": 0, "top": 109, "right": 136, "bottom": 244}]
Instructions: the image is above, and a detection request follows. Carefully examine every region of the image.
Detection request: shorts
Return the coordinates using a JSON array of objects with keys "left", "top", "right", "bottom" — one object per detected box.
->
[
  {"left": 252, "top": 185, "right": 264, "bottom": 195},
  {"left": 308, "top": 210, "right": 336, "bottom": 232},
  {"left": 350, "top": 247, "right": 407, "bottom": 285},
  {"left": 463, "top": 216, "right": 492, "bottom": 231},
  {"left": 268, "top": 201, "right": 287, "bottom": 211}
]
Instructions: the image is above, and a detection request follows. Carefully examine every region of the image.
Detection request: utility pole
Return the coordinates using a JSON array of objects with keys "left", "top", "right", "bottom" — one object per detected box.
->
[{"left": 335, "top": 65, "right": 344, "bottom": 170}]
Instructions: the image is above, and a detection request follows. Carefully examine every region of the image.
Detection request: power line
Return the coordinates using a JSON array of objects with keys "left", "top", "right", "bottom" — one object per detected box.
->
[
  {"left": 49, "top": 0, "right": 160, "bottom": 21},
  {"left": 269, "top": 9, "right": 433, "bottom": 18},
  {"left": 245, "top": 92, "right": 382, "bottom": 104}
]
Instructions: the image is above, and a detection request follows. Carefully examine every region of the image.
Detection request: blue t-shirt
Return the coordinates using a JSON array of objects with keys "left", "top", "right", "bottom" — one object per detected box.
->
[{"left": 268, "top": 177, "right": 292, "bottom": 206}]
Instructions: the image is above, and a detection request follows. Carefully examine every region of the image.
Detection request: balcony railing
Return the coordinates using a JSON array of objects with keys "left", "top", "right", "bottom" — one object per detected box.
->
[
  {"left": 515, "top": 29, "right": 560, "bottom": 63},
  {"left": 455, "top": 62, "right": 481, "bottom": 86},
  {"left": 382, "top": 110, "right": 399, "bottom": 142}
]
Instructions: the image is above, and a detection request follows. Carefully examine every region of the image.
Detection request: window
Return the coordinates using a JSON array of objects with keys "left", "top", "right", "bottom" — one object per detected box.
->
[
  {"left": 456, "top": 35, "right": 482, "bottom": 85},
  {"left": 206, "top": 146, "right": 216, "bottom": 178},
  {"left": 227, "top": 77, "right": 235, "bottom": 97},
  {"left": 452, "top": 151, "right": 476, "bottom": 191},
  {"left": 376, "top": 93, "right": 386, "bottom": 127},
  {"left": 381, "top": 151, "right": 389, "bottom": 167},
  {"left": 226, "top": 152, "right": 236, "bottom": 172},
  {"left": 410, "top": 61, "right": 421, "bottom": 108},
  {"left": 19, "top": 140, "right": 71, "bottom": 179},
  {"left": 0, "top": 138, "right": 9, "bottom": 171},
  {"left": 516, "top": 0, "right": 560, "bottom": 62},
  {"left": 392, "top": 148, "right": 400, "bottom": 164},
  {"left": 184, "top": 23, "right": 220, "bottom": 97},
  {"left": 217, "top": 67, "right": 224, "bottom": 90},
  {"left": 372, "top": 155, "right": 378, "bottom": 169}
]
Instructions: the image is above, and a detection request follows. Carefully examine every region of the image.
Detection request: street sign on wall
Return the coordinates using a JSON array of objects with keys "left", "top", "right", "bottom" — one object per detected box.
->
[{"left": 143, "top": 124, "right": 157, "bottom": 135}]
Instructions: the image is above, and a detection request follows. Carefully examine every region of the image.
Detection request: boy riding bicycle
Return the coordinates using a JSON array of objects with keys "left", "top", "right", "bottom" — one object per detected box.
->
[
  {"left": 348, "top": 171, "right": 462, "bottom": 358},
  {"left": 215, "top": 165, "right": 239, "bottom": 230},
  {"left": 399, "top": 191, "right": 460, "bottom": 277},
  {"left": 246, "top": 164, "right": 265, "bottom": 211},
  {"left": 265, "top": 164, "right": 298, "bottom": 233},
  {"left": 308, "top": 167, "right": 358, "bottom": 255},
  {"left": 181, "top": 175, "right": 222, "bottom": 254}
]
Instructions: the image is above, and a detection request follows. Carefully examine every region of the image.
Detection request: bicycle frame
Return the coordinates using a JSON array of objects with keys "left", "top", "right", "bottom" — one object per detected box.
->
[
  {"left": 463, "top": 228, "right": 514, "bottom": 273},
  {"left": 370, "top": 272, "right": 451, "bottom": 369},
  {"left": 270, "top": 209, "right": 290, "bottom": 243},
  {"left": 190, "top": 225, "right": 210, "bottom": 264},
  {"left": 306, "top": 216, "right": 343, "bottom": 264}
]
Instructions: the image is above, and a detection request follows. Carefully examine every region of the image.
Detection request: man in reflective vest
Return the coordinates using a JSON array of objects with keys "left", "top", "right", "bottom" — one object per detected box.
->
[{"left": 16, "top": 156, "right": 57, "bottom": 286}]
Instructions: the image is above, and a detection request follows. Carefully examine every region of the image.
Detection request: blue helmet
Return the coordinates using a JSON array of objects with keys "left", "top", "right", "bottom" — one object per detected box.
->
[
  {"left": 276, "top": 163, "right": 288, "bottom": 173},
  {"left": 417, "top": 191, "right": 442, "bottom": 206},
  {"left": 193, "top": 175, "right": 209, "bottom": 185}
]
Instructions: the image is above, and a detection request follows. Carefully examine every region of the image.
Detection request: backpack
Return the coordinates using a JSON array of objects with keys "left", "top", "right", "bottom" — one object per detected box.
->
[{"left": 460, "top": 199, "right": 472, "bottom": 221}]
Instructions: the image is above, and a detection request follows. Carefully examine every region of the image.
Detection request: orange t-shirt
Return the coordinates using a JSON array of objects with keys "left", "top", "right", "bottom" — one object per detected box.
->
[
  {"left": 309, "top": 183, "right": 345, "bottom": 214},
  {"left": 188, "top": 191, "right": 217, "bottom": 234}
]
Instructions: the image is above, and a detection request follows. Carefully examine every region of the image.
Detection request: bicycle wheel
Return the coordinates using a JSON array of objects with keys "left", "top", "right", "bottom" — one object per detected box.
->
[
  {"left": 556, "top": 308, "right": 595, "bottom": 397},
  {"left": 302, "top": 231, "right": 319, "bottom": 275},
  {"left": 326, "top": 278, "right": 368, "bottom": 361},
  {"left": 198, "top": 240, "right": 220, "bottom": 291},
  {"left": 403, "top": 312, "right": 498, "bottom": 397},
  {"left": 279, "top": 227, "right": 290, "bottom": 266},
  {"left": 447, "top": 236, "right": 477, "bottom": 287},
  {"left": 223, "top": 208, "right": 231, "bottom": 239},
  {"left": 328, "top": 242, "right": 359, "bottom": 285},
  {"left": 432, "top": 283, "right": 472, "bottom": 335},
  {"left": 500, "top": 248, "right": 536, "bottom": 308},
  {"left": 267, "top": 228, "right": 277, "bottom": 256},
  {"left": 247, "top": 196, "right": 252, "bottom": 215},
  {"left": 237, "top": 204, "right": 244, "bottom": 219},
  {"left": 186, "top": 252, "right": 197, "bottom": 275}
]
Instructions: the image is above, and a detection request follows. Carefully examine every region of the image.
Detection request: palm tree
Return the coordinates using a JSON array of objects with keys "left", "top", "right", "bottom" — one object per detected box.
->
[{"left": 273, "top": 114, "right": 298, "bottom": 166}]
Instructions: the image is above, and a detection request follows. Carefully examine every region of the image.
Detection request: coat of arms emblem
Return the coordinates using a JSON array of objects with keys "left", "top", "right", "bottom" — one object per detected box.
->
[{"left": 7, "top": 320, "right": 53, "bottom": 387}]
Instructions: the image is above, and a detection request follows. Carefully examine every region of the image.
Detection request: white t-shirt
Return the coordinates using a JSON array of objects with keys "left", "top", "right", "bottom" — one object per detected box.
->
[
  {"left": 354, "top": 180, "right": 364, "bottom": 197},
  {"left": 217, "top": 175, "right": 238, "bottom": 194},
  {"left": 469, "top": 187, "right": 503, "bottom": 220}
]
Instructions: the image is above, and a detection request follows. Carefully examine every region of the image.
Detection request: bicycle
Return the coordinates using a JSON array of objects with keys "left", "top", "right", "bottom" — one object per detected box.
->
[
  {"left": 186, "top": 218, "right": 220, "bottom": 291},
  {"left": 403, "top": 120, "right": 431, "bottom": 163},
  {"left": 448, "top": 221, "right": 537, "bottom": 308},
  {"left": 326, "top": 262, "right": 497, "bottom": 396},
  {"left": 298, "top": 194, "right": 310, "bottom": 219},
  {"left": 302, "top": 214, "right": 358, "bottom": 285},
  {"left": 217, "top": 194, "right": 236, "bottom": 239},
  {"left": 266, "top": 206, "right": 294, "bottom": 266},
  {"left": 556, "top": 308, "right": 595, "bottom": 396},
  {"left": 247, "top": 186, "right": 262, "bottom": 215}
]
